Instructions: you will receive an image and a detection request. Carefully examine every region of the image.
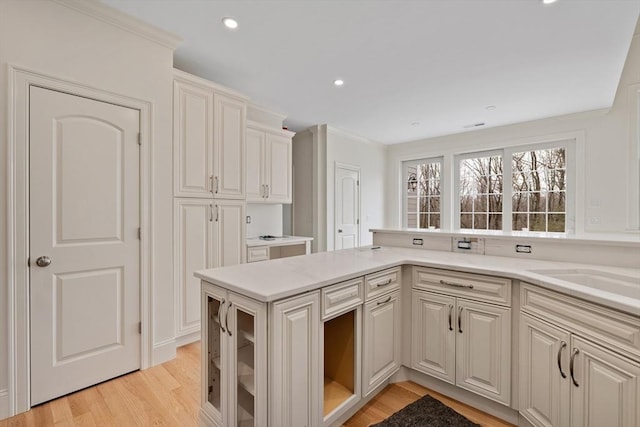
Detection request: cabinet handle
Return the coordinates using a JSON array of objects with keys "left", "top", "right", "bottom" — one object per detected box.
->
[
  {"left": 209, "top": 204, "right": 213, "bottom": 222},
  {"left": 448, "top": 304, "right": 453, "bottom": 331},
  {"left": 262, "top": 184, "right": 267, "bottom": 198},
  {"left": 225, "top": 302, "right": 232, "bottom": 336},
  {"left": 377, "top": 296, "right": 392, "bottom": 306},
  {"left": 458, "top": 306, "right": 463, "bottom": 333},
  {"left": 215, "top": 205, "right": 219, "bottom": 222},
  {"left": 214, "top": 176, "right": 219, "bottom": 194},
  {"left": 218, "top": 299, "right": 226, "bottom": 333},
  {"left": 265, "top": 184, "right": 269, "bottom": 198},
  {"left": 569, "top": 348, "right": 579, "bottom": 387},
  {"left": 557, "top": 341, "right": 567, "bottom": 379},
  {"left": 376, "top": 278, "right": 393, "bottom": 287},
  {"left": 439, "top": 279, "right": 474, "bottom": 289},
  {"left": 209, "top": 175, "right": 214, "bottom": 193}
]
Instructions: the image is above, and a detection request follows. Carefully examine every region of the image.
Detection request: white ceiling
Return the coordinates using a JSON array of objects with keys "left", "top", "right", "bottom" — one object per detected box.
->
[{"left": 101, "top": 0, "right": 639, "bottom": 145}]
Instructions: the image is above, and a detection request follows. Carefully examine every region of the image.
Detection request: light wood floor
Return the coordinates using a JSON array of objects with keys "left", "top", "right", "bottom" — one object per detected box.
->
[{"left": 0, "top": 341, "right": 512, "bottom": 426}]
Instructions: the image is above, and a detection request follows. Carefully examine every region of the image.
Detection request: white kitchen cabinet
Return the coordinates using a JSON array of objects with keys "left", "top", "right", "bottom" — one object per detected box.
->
[
  {"left": 174, "top": 198, "right": 245, "bottom": 341},
  {"left": 245, "top": 121, "right": 293, "bottom": 203},
  {"left": 174, "top": 70, "right": 247, "bottom": 199},
  {"left": 411, "top": 267, "right": 512, "bottom": 406},
  {"left": 201, "top": 282, "right": 267, "bottom": 427},
  {"left": 270, "top": 291, "right": 321, "bottom": 427},
  {"left": 520, "top": 284, "right": 640, "bottom": 427},
  {"left": 362, "top": 290, "right": 401, "bottom": 396}
]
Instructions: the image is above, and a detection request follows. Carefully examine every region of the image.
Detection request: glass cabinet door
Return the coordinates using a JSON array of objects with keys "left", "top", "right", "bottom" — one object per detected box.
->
[
  {"left": 206, "top": 295, "right": 225, "bottom": 417},
  {"left": 234, "top": 305, "right": 257, "bottom": 427}
]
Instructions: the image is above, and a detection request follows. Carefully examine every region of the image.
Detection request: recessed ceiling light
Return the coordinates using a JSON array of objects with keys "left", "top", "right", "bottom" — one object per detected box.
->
[
  {"left": 333, "top": 79, "right": 344, "bottom": 86},
  {"left": 542, "top": 0, "right": 557, "bottom": 4},
  {"left": 485, "top": 105, "right": 497, "bottom": 111},
  {"left": 222, "top": 17, "right": 238, "bottom": 29}
]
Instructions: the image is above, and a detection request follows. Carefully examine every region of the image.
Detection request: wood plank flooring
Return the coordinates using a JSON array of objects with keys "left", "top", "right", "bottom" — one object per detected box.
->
[{"left": 0, "top": 341, "right": 512, "bottom": 426}]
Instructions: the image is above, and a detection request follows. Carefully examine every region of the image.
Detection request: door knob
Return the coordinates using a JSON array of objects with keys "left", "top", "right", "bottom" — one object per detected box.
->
[{"left": 35, "top": 256, "right": 51, "bottom": 267}]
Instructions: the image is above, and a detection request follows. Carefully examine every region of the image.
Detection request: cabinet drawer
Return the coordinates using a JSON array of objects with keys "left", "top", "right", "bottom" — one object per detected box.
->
[
  {"left": 247, "top": 246, "right": 269, "bottom": 263},
  {"left": 521, "top": 283, "right": 640, "bottom": 359},
  {"left": 365, "top": 267, "right": 401, "bottom": 300},
  {"left": 413, "top": 267, "right": 511, "bottom": 306},
  {"left": 322, "top": 278, "right": 364, "bottom": 319}
]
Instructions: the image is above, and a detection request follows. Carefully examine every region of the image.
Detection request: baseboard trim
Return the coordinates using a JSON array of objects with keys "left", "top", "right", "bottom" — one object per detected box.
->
[
  {"left": 152, "top": 338, "right": 176, "bottom": 366},
  {"left": 175, "top": 330, "right": 200, "bottom": 348},
  {"left": 0, "top": 389, "right": 9, "bottom": 421}
]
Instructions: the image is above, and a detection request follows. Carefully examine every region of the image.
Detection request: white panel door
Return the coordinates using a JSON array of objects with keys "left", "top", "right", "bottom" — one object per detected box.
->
[
  {"left": 571, "top": 336, "right": 640, "bottom": 427},
  {"left": 334, "top": 165, "right": 360, "bottom": 250},
  {"left": 214, "top": 200, "right": 246, "bottom": 267},
  {"left": 267, "top": 133, "right": 292, "bottom": 203},
  {"left": 519, "top": 313, "right": 571, "bottom": 427},
  {"left": 173, "top": 80, "right": 214, "bottom": 198},
  {"left": 30, "top": 86, "right": 140, "bottom": 405},
  {"left": 411, "top": 291, "right": 456, "bottom": 384},
  {"left": 246, "top": 127, "right": 266, "bottom": 202},
  {"left": 214, "top": 93, "right": 245, "bottom": 199},
  {"left": 174, "top": 199, "right": 214, "bottom": 338},
  {"left": 456, "top": 299, "right": 511, "bottom": 405},
  {"left": 270, "top": 292, "right": 320, "bottom": 427},
  {"left": 363, "top": 290, "right": 401, "bottom": 396}
]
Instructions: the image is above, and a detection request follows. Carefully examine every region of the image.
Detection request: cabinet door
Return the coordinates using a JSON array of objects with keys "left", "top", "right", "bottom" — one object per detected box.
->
[
  {"left": 174, "top": 199, "right": 214, "bottom": 338},
  {"left": 270, "top": 292, "right": 321, "bottom": 427},
  {"left": 174, "top": 80, "right": 214, "bottom": 198},
  {"left": 456, "top": 299, "right": 511, "bottom": 405},
  {"left": 519, "top": 313, "right": 571, "bottom": 427},
  {"left": 411, "top": 291, "right": 456, "bottom": 384},
  {"left": 571, "top": 336, "right": 640, "bottom": 427},
  {"left": 214, "top": 93, "right": 245, "bottom": 199},
  {"left": 363, "top": 290, "right": 401, "bottom": 396},
  {"left": 213, "top": 200, "right": 246, "bottom": 267},
  {"left": 245, "top": 128, "right": 266, "bottom": 202},
  {"left": 266, "top": 132, "right": 292, "bottom": 203},
  {"left": 228, "top": 292, "right": 267, "bottom": 427},
  {"left": 202, "top": 284, "right": 230, "bottom": 426}
]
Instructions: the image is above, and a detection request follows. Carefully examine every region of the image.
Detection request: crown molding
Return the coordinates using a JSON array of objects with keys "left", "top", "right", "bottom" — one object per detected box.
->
[
  {"left": 326, "top": 125, "right": 386, "bottom": 148},
  {"left": 53, "top": 0, "right": 182, "bottom": 50}
]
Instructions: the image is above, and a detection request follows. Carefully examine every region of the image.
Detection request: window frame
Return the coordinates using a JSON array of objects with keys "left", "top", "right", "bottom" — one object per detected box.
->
[{"left": 402, "top": 157, "right": 444, "bottom": 229}]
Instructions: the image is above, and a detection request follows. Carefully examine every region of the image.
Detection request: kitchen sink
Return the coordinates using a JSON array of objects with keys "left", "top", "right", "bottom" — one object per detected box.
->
[{"left": 531, "top": 268, "right": 640, "bottom": 299}]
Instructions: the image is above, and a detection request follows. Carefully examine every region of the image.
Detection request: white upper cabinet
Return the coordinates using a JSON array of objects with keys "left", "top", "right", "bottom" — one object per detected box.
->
[
  {"left": 246, "top": 121, "right": 293, "bottom": 203},
  {"left": 174, "top": 70, "right": 247, "bottom": 199}
]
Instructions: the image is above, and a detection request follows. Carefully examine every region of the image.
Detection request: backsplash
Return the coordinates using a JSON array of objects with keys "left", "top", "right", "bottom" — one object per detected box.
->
[{"left": 246, "top": 204, "right": 283, "bottom": 238}]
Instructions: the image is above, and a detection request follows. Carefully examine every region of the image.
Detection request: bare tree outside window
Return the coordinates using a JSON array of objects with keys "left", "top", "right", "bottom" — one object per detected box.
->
[
  {"left": 459, "top": 155, "right": 503, "bottom": 230},
  {"left": 512, "top": 147, "right": 566, "bottom": 232},
  {"left": 406, "top": 160, "right": 441, "bottom": 229}
]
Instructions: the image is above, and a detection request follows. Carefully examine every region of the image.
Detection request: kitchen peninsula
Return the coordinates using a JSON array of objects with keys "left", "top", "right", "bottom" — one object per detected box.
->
[{"left": 196, "top": 240, "right": 640, "bottom": 427}]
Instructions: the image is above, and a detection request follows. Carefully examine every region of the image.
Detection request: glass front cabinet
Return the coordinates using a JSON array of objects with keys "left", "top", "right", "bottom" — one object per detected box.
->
[{"left": 201, "top": 282, "right": 266, "bottom": 427}]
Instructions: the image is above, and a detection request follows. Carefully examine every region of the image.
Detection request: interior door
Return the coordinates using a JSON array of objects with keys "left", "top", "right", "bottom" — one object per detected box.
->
[
  {"left": 29, "top": 86, "right": 141, "bottom": 405},
  {"left": 334, "top": 164, "right": 360, "bottom": 250}
]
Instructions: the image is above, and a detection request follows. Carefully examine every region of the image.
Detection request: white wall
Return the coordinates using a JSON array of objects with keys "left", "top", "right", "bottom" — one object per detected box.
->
[
  {"left": 385, "top": 29, "right": 640, "bottom": 236},
  {"left": 326, "top": 127, "right": 387, "bottom": 249},
  {"left": 292, "top": 129, "right": 317, "bottom": 248},
  {"left": 246, "top": 204, "right": 283, "bottom": 238},
  {"left": 0, "top": 0, "right": 177, "bottom": 416}
]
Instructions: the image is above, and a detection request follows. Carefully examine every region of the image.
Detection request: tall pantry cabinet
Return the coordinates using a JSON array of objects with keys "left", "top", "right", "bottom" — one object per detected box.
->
[{"left": 173, "top": 70, "right": 248, "bottom": 342}]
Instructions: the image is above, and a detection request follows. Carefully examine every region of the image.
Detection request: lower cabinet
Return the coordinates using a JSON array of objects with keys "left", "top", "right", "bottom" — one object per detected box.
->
[
  {"left": 201, "top": 282, "right": 267, "bottom": 427},
  {"left": 412, "top": 290, "right": 511, "bottom": 405},
  {"left": 175, "top": 198, "right": 245, "bottom": 340},
  {"left": 362, "top": 290, "right": 401, "bottom": 396},
  {"left": 520, "top": 287, "right": 640, "bottom": 427}
]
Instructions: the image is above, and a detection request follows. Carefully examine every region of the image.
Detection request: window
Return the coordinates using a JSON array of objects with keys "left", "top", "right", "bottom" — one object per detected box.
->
[
  {"left": 459, "top": 154, "right": 503, "bottom": 230},
  {"left": 404, "top": 159, "right": 441, "bottom": 229},
  {"left": 511, "top": 147, "right": 566, "bottom": 232}
]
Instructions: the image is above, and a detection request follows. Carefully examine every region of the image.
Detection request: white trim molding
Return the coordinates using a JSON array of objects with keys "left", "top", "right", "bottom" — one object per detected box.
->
[
  {"left": 0, "top": 389, "right": 8, "bottom": 419},
  {"left": 627, "top": 84, "right": 640, "bottom": 231},
  {"left": 6, "top": 65, "right": 155, "bottom": 416},
  {"left": 152, "top": 338, "right": 178, "bottom": 366}
]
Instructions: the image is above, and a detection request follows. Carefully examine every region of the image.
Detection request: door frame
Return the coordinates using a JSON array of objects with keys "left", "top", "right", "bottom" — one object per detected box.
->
[
  {"left": 6, "top": 65, "right": 153, "bottom": 415},
  {"left": 334, "top": 162, "right": 361, "bottom": 249}
]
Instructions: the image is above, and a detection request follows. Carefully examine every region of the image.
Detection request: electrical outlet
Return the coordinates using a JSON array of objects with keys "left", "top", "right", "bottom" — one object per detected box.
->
[{"left": 246, "top": 216, "right": 251, "bottom": 224}]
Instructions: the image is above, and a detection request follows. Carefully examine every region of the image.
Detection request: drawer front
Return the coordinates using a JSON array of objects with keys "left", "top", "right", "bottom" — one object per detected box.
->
[
  {"left": 365, "top": 267, "right": 401, "bottom": 300},
  {"left": 247, "top": 246, "right": 269, "bottom": 263},
  {"left": 413, "top": 267, "right": 511, "bottom": 306},
  {"left": 322, "top": 277, "right": 364, "bottom": 319},
  {"left": 521, "top": 283, "right": 640, "bottom": 360}
]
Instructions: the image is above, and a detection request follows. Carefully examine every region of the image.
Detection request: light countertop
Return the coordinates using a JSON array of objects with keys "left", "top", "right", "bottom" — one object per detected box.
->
[
  {"left": 246, "top": 235, "right": 313, "bottom": 247},
  {"left": 195, "top": 245, "right": 640, "bottom": 315}
]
